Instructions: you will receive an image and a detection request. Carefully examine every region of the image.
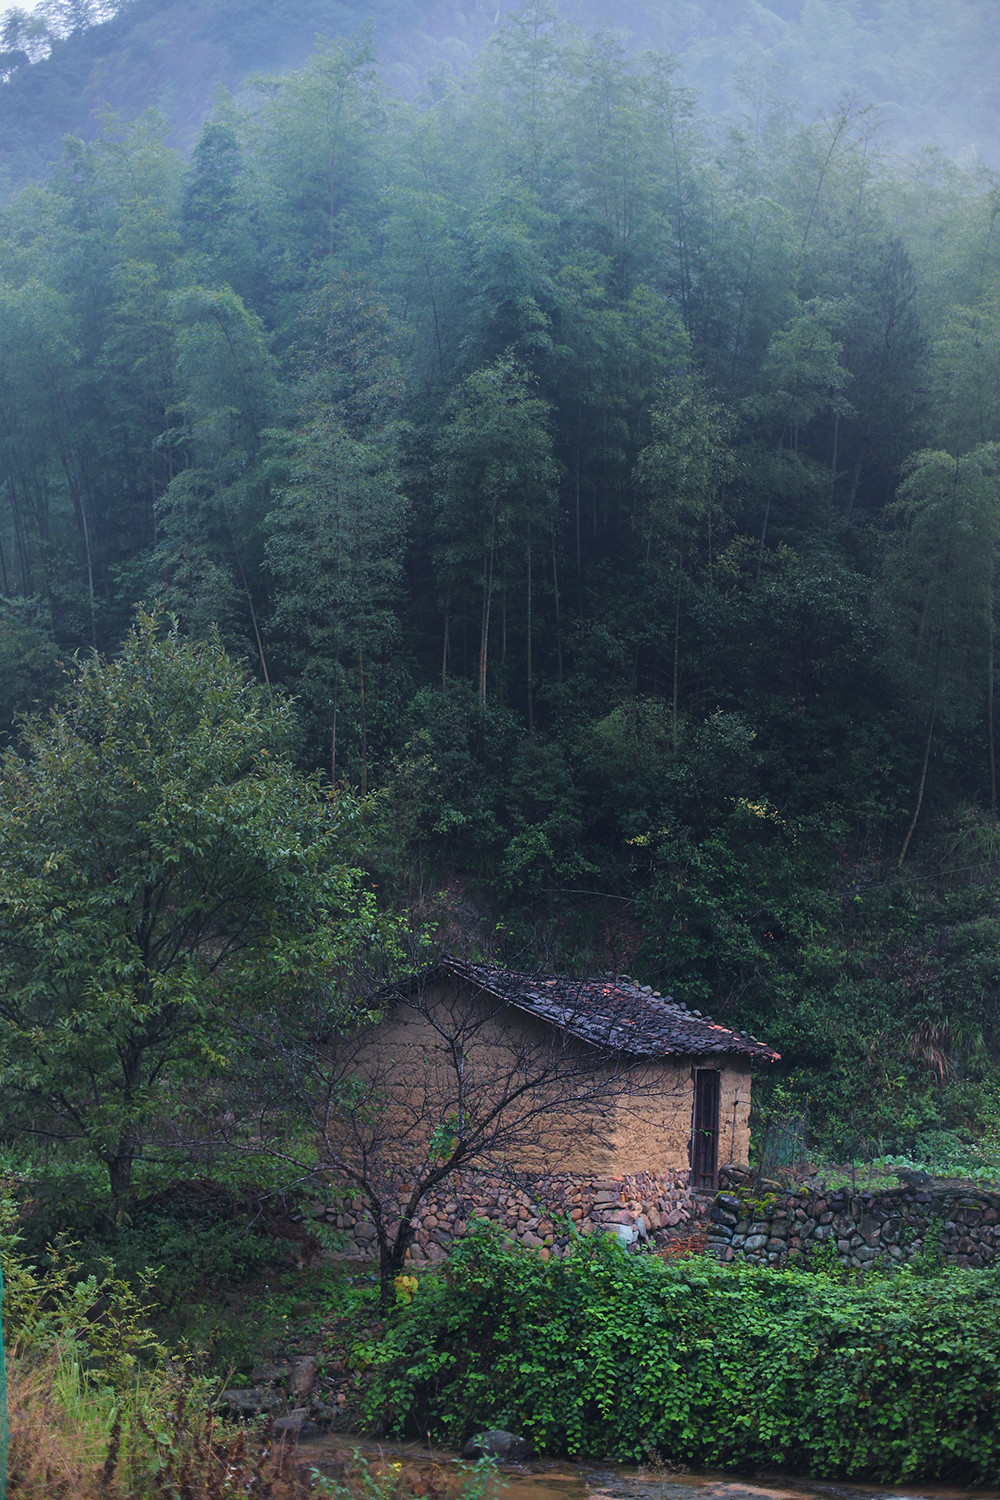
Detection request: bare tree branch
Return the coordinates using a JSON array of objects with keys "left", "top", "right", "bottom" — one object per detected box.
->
[{"left": 246, "top": 962, "right": 690, "bottom": 1303}]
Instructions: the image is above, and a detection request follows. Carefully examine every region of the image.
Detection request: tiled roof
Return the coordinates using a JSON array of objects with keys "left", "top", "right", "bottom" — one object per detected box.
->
[{"left": 393, "top": 954, "right": 779, "bottom": 1062}]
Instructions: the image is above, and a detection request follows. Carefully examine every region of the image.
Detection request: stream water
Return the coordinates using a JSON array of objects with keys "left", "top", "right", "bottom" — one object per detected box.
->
[{"left": 299, "top": 1435, "right": 1000, "bottom": 1500}]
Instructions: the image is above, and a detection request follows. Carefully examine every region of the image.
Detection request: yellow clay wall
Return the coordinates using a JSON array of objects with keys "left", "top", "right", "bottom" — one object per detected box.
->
[{"left": 328, "top": 983, "right": 753, "bottom": 1180}]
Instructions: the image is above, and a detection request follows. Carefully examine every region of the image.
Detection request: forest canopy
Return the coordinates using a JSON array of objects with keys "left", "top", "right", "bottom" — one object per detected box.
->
[
  {"left": 3, "top": 0, "right": 1000, "bottom": 1151},
  {"left": 2, "top": 0, "right": 1000, "bottom": 192}
]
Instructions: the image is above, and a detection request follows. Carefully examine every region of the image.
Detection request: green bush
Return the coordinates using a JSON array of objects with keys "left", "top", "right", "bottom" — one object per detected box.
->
[{"left": 361, "top": 1225, "right": 1000, "bottom": 1481}]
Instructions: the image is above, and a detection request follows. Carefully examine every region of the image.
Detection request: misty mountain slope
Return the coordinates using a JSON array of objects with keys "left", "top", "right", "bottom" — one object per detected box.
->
[
  {"left": 0, "top": 0, "right": 425, "bottom": 190},
  {"left": 1, "top": 0, "right": 998, "bottom": 196},
  {"left": 8, "top": 0, "right": 1000, "bottom": 1145}
]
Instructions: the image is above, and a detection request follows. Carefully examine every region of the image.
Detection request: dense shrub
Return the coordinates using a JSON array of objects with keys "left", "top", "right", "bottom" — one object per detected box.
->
[{"left": 362, "top": 1225, "right": 1000, "bottom": 1481}]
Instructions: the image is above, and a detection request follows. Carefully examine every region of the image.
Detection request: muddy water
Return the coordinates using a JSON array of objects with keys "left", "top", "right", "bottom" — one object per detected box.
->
[{"left": 299, "top": 1435, "right": 1000, "bottom": 1500}]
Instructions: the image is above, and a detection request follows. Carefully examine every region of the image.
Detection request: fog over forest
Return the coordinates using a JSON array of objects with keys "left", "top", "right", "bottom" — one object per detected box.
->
[
  {"left": 10, "top": 11, "right": 1000, "bottom": 1486},
  {"left": 1, "top": 0, "right": 999, "bottom": 193},
  {"left": 6, "top": 0, "right": 1000, "bottom": 1154}
]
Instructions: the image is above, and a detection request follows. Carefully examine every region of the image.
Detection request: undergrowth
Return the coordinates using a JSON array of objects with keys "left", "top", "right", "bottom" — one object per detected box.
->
[
  {"left": 0, "top": 1155, "right": 364, "bottom": 1373},
  {"left": 0, "top": 1173, "right": 315, "bottom": 1496},
  {"left": 5, "top": 1350, "right": 311, "bottom": 1498},
  {"left": 361, "top": 1222, "right": 1000, "bottom": 1482}
]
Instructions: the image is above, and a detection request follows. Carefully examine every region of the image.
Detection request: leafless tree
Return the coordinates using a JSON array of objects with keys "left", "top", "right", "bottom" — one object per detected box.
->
[{"left": 253, "top": 965, "right": 684, "bottom": 1304}]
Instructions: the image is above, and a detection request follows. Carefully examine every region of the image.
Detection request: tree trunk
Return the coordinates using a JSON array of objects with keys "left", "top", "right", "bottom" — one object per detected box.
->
[
  {"left": 331, "top": 685, "right": 338, "bottom": 787},
  {"left": 989, "top": 603, "right": 997, "bottom": 811},
  {"left": 574, "top": 425, "right": 582, "bottom": 573},
  {"left": 221, "top": 491, "right": 271, "bottom": 689},
  {"left": 845, "top": 437, "right": 870, "bottom": 521},
  {"left": 374, "top": 1201, "right": 419, "bottom": 1308},
  {"left": 900, "top": 458, "right": 962, "bottom": 863},
  {"left": 78, "top": 490, "right": 97, "bottom": 647},
  {"left": 796, "top": 105, "right": 849, "bottom": 278},
  {"left": 479, "top": 516, "right": 496, "bottom": 709},
  {"left": 442, "top": 600, "right": 450, "bottom": 687},
  {"left": 898, "top": 700, "right": 936, "bottom": 867},
  {"left": 671, "top": 566, "right": 682, "bottom": 754},
  {"left": 729, "top": 218, "right": 760, "bottom": 392},
  {"left": 4, "top": 470, "right": 32, "bottom": 594},
  {"left": 426, "top": 274, "right": 445, "bottom": 383},
  {"left": 501, "top": 564, "right": 507, "bottom": 665},
  {"left": 526, "top": 516, "right": 533, "bottom": 733},
  {"left": 552, "top": 530, "right": 563, "bottom": 684},
  {"left": 357, "top": 640, "right": 367, "bottom": 797},
  {"left": 380, "top": 1179, "right": 433, "bottom": 1306},
  {"left": 107, "top": 1150, "right": 133, "bottom": 1219}
]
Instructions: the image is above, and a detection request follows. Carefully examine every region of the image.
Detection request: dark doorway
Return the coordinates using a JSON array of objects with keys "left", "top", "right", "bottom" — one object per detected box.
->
[{"left": 691, "top": 1068, "right": 721, "bottom": 1190}]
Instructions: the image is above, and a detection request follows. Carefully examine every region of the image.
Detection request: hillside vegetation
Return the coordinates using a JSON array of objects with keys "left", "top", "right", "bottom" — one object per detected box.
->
[
  {"left": 3, "top": 0, "right": 1000, "bottom": 193},
  {"left": 3, "top": 0, "right": 1000, "bottom": 1154}
]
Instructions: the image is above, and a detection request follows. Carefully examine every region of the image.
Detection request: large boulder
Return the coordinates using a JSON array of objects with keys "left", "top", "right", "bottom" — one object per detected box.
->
[
  {"left": 273, "top": 1407, "right": 318, "bottom": 1439},
  {"left": 461, "top": 1430, "right": 532, "bottom": 1462},
  {"left": 288, "top": 1355, "right": 318, "bottom": 1399},
  {"left": 218, "top": 1387, "right": 285, "bottom": 1419}
]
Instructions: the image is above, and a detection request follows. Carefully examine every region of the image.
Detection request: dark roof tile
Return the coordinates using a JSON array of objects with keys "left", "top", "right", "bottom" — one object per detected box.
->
[{"left": 393, "top": 955, "right": 779, "bottom": 1062}]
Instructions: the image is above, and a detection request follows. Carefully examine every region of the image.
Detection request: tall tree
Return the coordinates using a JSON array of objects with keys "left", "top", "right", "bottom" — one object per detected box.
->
[
  {"left": 931, "top": 298, "right": 1000, "bottom": 452},
  {"left": 634, "top": 379, "right": 736, "bottom": 748},
  {"left": 435, "top": 353, "right": 559, "bottom": 725},
  {"left": 0, "top": 613, "right": 375, "bottom": 1205},
  {"left": 887, "top": 444, "right": 1000, "bottom": 862},
  {"left": 252, "top": 33, "right": 385, "bottom": 294},
  {"left": 266, "top": 427, "right": 408, "bottom": 791}
]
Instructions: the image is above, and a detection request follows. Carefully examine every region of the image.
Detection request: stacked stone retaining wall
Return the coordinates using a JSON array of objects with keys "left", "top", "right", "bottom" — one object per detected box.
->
[
  {"left": 319, "top": 1168, "right": 703, "bottom": 1262},
  {"left": 706, "top": 1180, "right": 1000, "bottom": 1269}
]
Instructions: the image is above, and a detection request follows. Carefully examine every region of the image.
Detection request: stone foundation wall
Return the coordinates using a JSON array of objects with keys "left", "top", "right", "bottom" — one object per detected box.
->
[
  {"left": 318, "top": 1168, "right": 704, "bottom": 1262},
  {"left": 706, "top": 1179, "right": 1000, "bottom": 1269}
]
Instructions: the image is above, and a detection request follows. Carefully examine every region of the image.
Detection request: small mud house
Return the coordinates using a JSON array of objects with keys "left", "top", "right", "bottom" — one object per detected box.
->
[{"left": 318, "top": 954, "right": 778, "bottom": 1263}]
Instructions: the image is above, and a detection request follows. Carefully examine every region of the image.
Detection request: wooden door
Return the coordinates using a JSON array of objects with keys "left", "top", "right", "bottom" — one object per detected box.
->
[{"left": 691, "top": 1068, "right": 721, "bottom": 1190}]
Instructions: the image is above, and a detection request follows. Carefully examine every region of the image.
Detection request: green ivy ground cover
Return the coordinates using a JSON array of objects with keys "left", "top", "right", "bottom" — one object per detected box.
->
[{"left": 362, "top": 1226, "right": 1000, "bottom": 1482}]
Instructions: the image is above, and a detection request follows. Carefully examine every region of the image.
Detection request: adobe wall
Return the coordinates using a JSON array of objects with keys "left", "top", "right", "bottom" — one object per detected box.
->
[
  {"left": 316, "top": 1166, "right": 706, "bottom": 1263},
  {"left": 338, "top": 982, "right": 750, "bottom": 1180},
  {"left": 317, "top": 981, "right": 755, "bottom": 1261},
  {"left": 340, "top": 984, "right": 621, "bottom": 1177},
  {"left": 706, "top": 1176, "right": 1000, "bottom": 1269},
  {"left": 614, "top": 1056, "right": 752, "bottom": 1174},
  {"left": 717, "top": 1061, "right": 753, "bottom": 1171}
]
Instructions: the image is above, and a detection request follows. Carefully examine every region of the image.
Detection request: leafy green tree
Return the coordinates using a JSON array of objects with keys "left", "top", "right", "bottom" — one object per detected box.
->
[
  {"left": 435, "top": 352, "right": 559, "bottom": 724},
  {"left": 0, "top": 278, "right": 82, "bottom": 606},
  {"left": 128, "top": 283, "right": 279, "bottom": 668},
  {"left": 252, "top": 33, "right": 385, "bottom": 293},
  {"left": 455, "top": 185, "right": 560, "bottom": 374},
  {"left": 265, "top": 425, "right": 408, "bottom": 791},
  {"left": 836, "top": 234, "right": 925, "bottom": 515},
  {"left": 181, "top": 112, "right": 266, "bottom": 310},
  {"left": 752, "top": 294, "right": 854, "bottom": 550},
  {"left": 760, "top": 295, "right": 854, "bottom": 446},
  {"left": 474, "top": 0, "right": 569, "bottom": 210},
  {"left": 381, "top": 179, "right": 465, "bottom": 387},
  {"left": 169, "top": 282, "right": 275, "bottom": 463},
  {"left": 94, "top": 253, "right": 181, "bottom": 568},
  {"left": 117, "top": 467, "right": 250, "bottom": 652},
  {"left": 931, "top": 298, "right": 1000, "bottom": 451},
  {"left": 291, "top": 271, "right": 404, "bottom": 441},
  {"left": 264, "top": 273, "right": 408, "bottom": 787},
  {"left": 0, "top": 593, "right": 61, "bottom": 744},
  {"left": 886, "top": 444, "right": 1000, "bottom": 861},
  {"left": 182, "top": 118, "right": 245, "bottom": 244},
  {"left": 0, "top": 612, "right": 375, "bottom": 1206},
  {"left": 634, "top": 378, "right": 736, "bottom": 748}
]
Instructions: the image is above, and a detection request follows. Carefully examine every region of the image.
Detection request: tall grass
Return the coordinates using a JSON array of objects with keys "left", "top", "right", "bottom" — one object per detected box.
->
[
  {"left": 5, "top": 1338, "right": 311, "bottom": 1498},
  {"left": 1, "top": 1179, "right": 311, "bottom": 1499}
]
